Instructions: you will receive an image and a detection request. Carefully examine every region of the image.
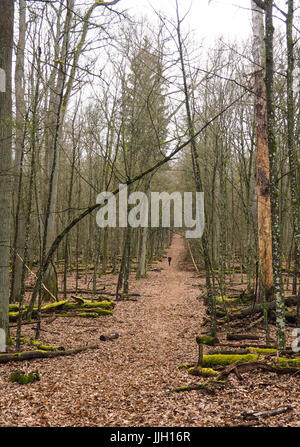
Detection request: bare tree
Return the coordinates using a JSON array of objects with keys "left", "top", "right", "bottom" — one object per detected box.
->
[{"left": 0, "top": 0, "right": 14, "bottom": 340}]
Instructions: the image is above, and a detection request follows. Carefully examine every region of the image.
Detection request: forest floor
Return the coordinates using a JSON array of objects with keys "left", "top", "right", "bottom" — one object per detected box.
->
[{"left": 0, "top": 234, "right": 299, "bottom": 427}]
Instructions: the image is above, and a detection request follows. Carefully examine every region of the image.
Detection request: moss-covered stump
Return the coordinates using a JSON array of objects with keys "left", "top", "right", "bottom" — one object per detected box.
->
[
  {"left": 196, "top": 335, "right": 219, "bottom": 366},
  {"left": 196, "top": 335, "right": 219, "bottom": 346},
  {"left": 188, "top": 367, "right": 219, "bottom": 377}
]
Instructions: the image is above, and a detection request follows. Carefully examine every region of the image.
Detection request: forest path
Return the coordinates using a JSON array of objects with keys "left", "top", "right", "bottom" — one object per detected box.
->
[{"left": 88, "top": 233, "right": 207, "bottom": 426}]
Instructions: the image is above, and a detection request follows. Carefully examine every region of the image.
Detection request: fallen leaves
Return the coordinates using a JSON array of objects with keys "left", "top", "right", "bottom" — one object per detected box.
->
[{"left": 0, "top": 235, "right": 299, "bottom": 427}]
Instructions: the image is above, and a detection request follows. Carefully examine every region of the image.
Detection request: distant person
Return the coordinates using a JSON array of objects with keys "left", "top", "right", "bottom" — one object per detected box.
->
[{"left": 168, "top": 256, "right": 172, "bottom": 266}]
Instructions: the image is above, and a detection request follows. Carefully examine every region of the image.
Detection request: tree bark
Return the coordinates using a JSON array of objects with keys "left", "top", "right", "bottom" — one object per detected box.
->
[
  {"left": 251, "top": 0, "right": 273, "bottom": 301},
  {"left": 0, "top": 0, "right": 14, "bottom": 339},
  {"left": 264, "top": 0, "right": 286, "bottom": 349}
]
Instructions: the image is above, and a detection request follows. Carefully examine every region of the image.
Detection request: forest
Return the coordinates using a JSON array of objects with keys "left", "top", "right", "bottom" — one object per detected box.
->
[{"left": 0, "top": 0, "right": 299, "bottom": 430}]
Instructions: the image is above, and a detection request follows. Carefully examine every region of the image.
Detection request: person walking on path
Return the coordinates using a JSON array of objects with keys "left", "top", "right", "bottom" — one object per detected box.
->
[{"left": 168, "top": 256, "right": 172, "bottom": 266}]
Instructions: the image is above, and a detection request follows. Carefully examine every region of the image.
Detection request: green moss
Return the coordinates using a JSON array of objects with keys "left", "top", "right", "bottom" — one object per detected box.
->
[
  {"left": 278, "top": 357, "right": 300, "bottom": 367},
  {"left": 172, "top": 385, "right": 190, "bottom": 392},
  {"left": 9, "top": 303, "right": 20, "bottom": 312},
  {"left": 188, "top": 367, "right": 219, "bottom": 377},
  {"left": 25, "top": 339, "right": 63, "bottom": 351},
  {"left": 196, "top": 335, "right": 219, "bottom": 346},
  {"left": 77, "top": 309, "right": 112, "bottom": 318},
  {"left": 201, "top": 353, "right": 258, "bottom": 367},
  {"left": 216, "top": 296, "right": 236, "bottom": 303},
  {"left": 9, "top": 311, "right": 20, "bottom": 321},
  {"left": 67, "top": 298, "right": 114, "bottom": 310},
  {"left": 9, "top": 369, "right": 40, "bottom": 385},
  {"left": 247, "top": 347, "right": 276, "bottom": 354},
  {"left": 83, "top": 300, "right": 114, "bottom": 310},
  {"left": 40, "top": 300, "right": 68, "bottom": 312}
]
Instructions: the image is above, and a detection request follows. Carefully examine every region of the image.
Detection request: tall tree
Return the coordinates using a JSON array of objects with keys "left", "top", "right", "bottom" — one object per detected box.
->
[
  {"left": 253, "top": 0, "right": 286, "bottom": 348},
  {"left": 251, "top": 0, "right": 273, "bottom": 302},
  {"left": 285, "top": 0, "right": 300, "bottom": 324},
  {"left": 0, "top": 0, "right": 14, "bottom": 340},
  {"left": 175, "top": 0, "right": 217, "bottom": 336},
  {"left": 11, "top": 0, "right": 26, "bottom": 303}
]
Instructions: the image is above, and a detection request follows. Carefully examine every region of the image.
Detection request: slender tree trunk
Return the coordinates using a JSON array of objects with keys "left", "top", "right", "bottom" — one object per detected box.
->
[
  {"left": 176, "top": 1, "right": 216, "bottom": 335},
  {"left": 285, "top": 0, "right": 300, "bottom": 325},
  {"left": 136, "top": 181, "right": 151, "bottom": 278},
  {"left": 264, "top": 0, "right": 286, "bottom": 348},
  {"left": 0, "top": 0, "right": 14, "bottom": 340},
  {"left": 11, "top": 0, "right": 26, "bottom": 303}
]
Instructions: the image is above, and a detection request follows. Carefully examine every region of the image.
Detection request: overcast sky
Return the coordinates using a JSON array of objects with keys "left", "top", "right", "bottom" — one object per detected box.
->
[{"left": 123, "top": 0, "right": 253, "bottom": 44}]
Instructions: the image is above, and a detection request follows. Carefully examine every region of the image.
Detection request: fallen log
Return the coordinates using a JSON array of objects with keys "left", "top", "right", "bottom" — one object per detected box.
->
[
  {"left": 226, "top": 333, "right": 260, "bottom": 341},
  {"left": 228, "top": 296, "right": 297, "bottom": 320},
  {"left": 218, "top": 360, "right": 300, "bottom": 376},
  {"left": 0, "top": 345, "right": 99, "bottom": 364},
  {"left": 242, "top": 406, "right": 292, "bottom": 421},
  {"left": 10, "top": 298, "right": 114, "bottom": 322},
  {"left": 11, "top": 337, "right": 65, "bottom": 352},
  {"left": 209, "top": 347, "right": 298, "bottom": 357}
]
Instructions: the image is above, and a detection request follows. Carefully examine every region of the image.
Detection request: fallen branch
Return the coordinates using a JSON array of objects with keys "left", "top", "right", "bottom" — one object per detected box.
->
[
  {"left": 0, "top": 345, "right": 99, "bottom": 364},
  {"left": 242, "top": 406, "right": 292, "bottom": 420},
  {"left": 228, "top": 296, "right": 297, "bottom": 320}
]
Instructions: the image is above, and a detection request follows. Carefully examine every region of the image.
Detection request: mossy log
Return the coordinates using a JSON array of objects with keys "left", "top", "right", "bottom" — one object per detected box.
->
[
  {"left": 188, "top": 367, "right": 219, "bottom": 377},
  {"left": 0, "top": 345, "right": 99, "bottom": 364},
  {"left": 201, "top": 353, "right": 259, "bottom": 367},
  {"left": 9, "top": 298, "right": 114, "bottom": 322},
  {"left": 12, "top": 337, "right": 65, "bottom": 351},
  {"left": 200, "top": 353, "right": 300, "bottom": 368},
  {"left": 209, "top": 347, "right": 296, "bottom": 356},
  {"left": 171, "top": 381, "right": 226, "bottom": 393},
  {"left": 55, "top": 309, "right": 113, "bottom": 318}
]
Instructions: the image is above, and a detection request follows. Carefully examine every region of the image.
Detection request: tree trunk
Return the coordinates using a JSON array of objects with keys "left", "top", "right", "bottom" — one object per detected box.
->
[
  {"left": 285, "top": 0, "right": 300, "bottom": 325},
  {"left": 251, "top": 0, "right": 273, "bottom": 301},
  {"left": 0, "top": 0, "right": 14, "bottom": 339},
  {"left": 264, "top": 0, "right": 286, "bottom": 349},
  {"left": 176, "top": 0, "right": 217, "bottom": 335},
  {"left": 11, "top": 0, "right": 26, "bottom": 303}
]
